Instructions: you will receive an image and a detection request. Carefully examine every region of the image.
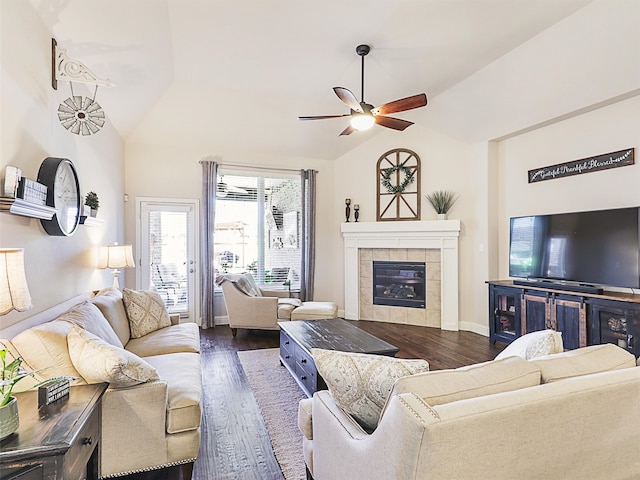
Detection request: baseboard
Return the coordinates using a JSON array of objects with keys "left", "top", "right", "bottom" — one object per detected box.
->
[{"left": 459, "top": 321, "right": 489, "bottom": 337}]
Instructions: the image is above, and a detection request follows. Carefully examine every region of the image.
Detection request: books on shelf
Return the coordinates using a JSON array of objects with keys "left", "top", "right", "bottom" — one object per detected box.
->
[
  {"left": 3, "top": 166, "right": 21, "bottom": 198},
  {"left": 2, "top": 166, "right": 48, "bottom": 206},
  {"left": 17, "top": 178, "right": 48, "bottom": 206}
]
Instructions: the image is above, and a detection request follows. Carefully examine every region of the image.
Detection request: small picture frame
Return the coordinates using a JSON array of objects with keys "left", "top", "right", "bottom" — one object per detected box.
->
[{"left": 38, "top": 379, "right": 70, "bottom": 407}]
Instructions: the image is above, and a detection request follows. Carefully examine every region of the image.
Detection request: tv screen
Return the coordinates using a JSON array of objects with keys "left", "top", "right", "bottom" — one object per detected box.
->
[{"left": 509, "top": 207, "right": 640, "bottom": 289}]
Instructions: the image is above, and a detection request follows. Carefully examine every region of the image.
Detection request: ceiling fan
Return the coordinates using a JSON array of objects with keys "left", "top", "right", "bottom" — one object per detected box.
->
[{"left": 299, "top": 44, "right": 427, "bottom": 136}]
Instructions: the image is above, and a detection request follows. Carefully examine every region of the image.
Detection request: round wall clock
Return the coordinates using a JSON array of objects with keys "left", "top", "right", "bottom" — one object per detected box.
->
[{"left": 37, "top": 157, "right": 81, "bottom": 236}]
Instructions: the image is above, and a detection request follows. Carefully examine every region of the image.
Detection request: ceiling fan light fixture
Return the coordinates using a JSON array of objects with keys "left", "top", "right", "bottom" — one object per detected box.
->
[{"left": 350, "top": 113, "right": 375, "bottom": 131}]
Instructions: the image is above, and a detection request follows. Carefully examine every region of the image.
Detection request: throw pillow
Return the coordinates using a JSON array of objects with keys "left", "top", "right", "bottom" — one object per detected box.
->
[
  {"left": 311, "top": 348, "right": 429, "bottom": 431},
  {"left": 91, "top": 287, "right": 131, "bottom": 346},
  {"left": 122, "top": 288, "right": 171, "bottom": 338},
  {"left": 67, "top": 326, "right": 159, "bottom": 387},
  {"left": 58, "top": 301, "right": 123, "bottom": 349},
  {"left": 494, "top": 329, "right": 563, "bottom": 361}
]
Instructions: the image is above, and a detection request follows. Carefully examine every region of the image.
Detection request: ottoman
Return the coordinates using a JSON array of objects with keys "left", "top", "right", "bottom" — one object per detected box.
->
[{"left": 291, "top": 301, "right": 338, "bottom": 320}]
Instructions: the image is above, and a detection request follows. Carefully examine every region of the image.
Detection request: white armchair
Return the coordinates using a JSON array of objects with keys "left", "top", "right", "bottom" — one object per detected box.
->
[{"left": 216, "top": 273, "right": 337, "bottom": 336}]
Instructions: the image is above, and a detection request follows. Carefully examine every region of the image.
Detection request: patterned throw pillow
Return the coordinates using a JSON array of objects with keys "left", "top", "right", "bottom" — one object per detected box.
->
[
  {"left": 67, "top": 326, "right": 159, "bottom": 387},
  {"left": 494, "top": 329, "right": 563, "bottom": 361},
  {"left": 311, "top": 348, "right": 429, "bottom": 431},
  {"left": 122, "top": 288, "right": 171, "bottom": 338}
]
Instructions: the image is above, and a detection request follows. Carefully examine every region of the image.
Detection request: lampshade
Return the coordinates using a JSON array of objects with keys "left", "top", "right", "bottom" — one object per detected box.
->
[
  {"left": 350, "top": 113, "right": 375, "bottom": 131},
  {"left": 98, "top": 244, "right": 135, "bottom": 289},
  {"left": 0, "top": 248, "right": 33, "bottom": 315},
  {"left": 98, "top": 244, "right": 135, "bottom": 269}
]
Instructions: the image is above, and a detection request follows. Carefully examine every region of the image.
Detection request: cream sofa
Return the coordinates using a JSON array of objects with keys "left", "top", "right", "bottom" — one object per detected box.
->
[
  {"left": 299, "top": 344, "right": 640, "bottom": 480},
  {"left": 0, "top": 288, "right": 202, "bottom": 479},
  {"left": 216, "top": 273, "right": 338, "bottom": 336}
]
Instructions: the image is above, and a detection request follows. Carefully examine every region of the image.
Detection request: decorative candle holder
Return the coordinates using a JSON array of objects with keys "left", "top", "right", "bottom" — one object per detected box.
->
[
  {"left": 354, "top": 204, "right": 360, "bottom": 222},
  {"left": 345, "top": 198, "right": 351, "bottom": 222}
]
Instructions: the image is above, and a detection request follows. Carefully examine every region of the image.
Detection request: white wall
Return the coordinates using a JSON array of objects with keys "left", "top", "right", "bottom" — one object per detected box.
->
[
  {"left": 330, "top": 125, "right": 481, "bottom": 328},
  {"left": 123, "top": 141, "right": 336, "bottom": 320},
  {"left": 496, "top": 96, "right": 640, "bottom": 280},
  {"left": 0, "top": 1, "right": 126, "bottom": 330},
  {"left": 5, "top": 0, "right": 637, "bottom": 337},
  {"left": 331, "top": 0, "right": 640, "bottom": 336}
]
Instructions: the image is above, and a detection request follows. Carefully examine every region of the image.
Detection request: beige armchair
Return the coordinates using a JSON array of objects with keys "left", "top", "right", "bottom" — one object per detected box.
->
[{"left": 216, "top": 273, "right": 337, "bottom": 336}]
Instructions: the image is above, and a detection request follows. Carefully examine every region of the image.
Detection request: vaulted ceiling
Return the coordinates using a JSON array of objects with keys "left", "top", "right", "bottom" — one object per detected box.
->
[{"left": 34, "top": 0, "right": 594, "bottom": 160}]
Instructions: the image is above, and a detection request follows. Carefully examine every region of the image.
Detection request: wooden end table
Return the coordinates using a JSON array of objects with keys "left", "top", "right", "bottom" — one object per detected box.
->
[
  {"left": 278, "top": 318, "right": 399, "bottom": 397},
  {"left": 0, "top": 383, "right": 108, "bottom": 480}
]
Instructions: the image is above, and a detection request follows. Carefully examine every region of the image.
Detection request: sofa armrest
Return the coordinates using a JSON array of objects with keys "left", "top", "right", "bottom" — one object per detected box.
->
[
  {"left": 311, "top": 390, "right": 433, "bottom": 480},
  {"left": 170, "top": 313, "right": 181, "bottom": 325},
  {"left": 100, "top": 380, "right": 169, "bottom": 477},
  {"left": 260, "top": 288, "right": 290, "bottom": 298}
]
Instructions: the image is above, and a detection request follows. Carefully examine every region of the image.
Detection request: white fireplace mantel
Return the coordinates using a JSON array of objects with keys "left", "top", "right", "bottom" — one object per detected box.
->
[{"left": 341, "top": 220, "right": 461, "bottom": 331}]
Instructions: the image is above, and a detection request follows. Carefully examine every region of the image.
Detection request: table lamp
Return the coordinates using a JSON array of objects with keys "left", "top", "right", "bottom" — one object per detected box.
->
[
  {"left": 98, "top": 243, "right": 135, "bottom": 289},
  {"left": 0, "top": 248, "right": 33, "bottom": 315}
]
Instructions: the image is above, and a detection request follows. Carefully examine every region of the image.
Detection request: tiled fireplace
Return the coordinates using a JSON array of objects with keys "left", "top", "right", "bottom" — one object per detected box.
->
[{"left": 341, "top": 220, "right": 461, "bottom": 331}]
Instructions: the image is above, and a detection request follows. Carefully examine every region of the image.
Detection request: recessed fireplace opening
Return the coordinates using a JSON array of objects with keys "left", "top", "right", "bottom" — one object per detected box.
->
[{"left": 373, "top": 261, "right": 426, "bottom": 309}]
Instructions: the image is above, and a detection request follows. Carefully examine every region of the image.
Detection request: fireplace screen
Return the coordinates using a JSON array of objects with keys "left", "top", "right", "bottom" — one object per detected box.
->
[{"left": 373, "top": 261, "right": 426, "bottom": 308}]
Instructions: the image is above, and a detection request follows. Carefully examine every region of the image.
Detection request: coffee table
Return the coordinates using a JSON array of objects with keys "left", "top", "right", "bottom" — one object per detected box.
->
[{"left": 278, "top": 318, "right": 399, "bottom": 397}]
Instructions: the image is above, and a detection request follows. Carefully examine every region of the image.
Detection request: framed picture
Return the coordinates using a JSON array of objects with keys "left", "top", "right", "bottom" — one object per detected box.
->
[{"left": 283, "top": 211, "right": 298, "bottom": 248}]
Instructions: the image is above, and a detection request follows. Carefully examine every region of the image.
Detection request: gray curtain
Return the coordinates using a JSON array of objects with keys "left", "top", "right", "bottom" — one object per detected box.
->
[
  {"left": 300, "top": 169, "right": 317, "bottom": 301},
  {"left": 200, "top": 158, "right": 218, "bottom": 328}
]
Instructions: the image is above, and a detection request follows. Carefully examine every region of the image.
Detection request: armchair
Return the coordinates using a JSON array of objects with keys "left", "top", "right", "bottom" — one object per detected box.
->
[{"left": 216, "top": 273, "right": 337, "bottom": 336}]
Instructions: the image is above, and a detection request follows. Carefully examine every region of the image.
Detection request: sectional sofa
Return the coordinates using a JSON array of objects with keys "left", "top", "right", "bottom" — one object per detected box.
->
[
  {"left": 0, "top": 288, "right": 202, "bottom": 479},
  {"left": 299, "top": 343, "right": 640, "bottom": 480}
]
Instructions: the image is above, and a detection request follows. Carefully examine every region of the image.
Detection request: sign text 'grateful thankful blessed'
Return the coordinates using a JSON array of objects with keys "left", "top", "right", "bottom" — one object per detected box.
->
[{"left": 528, "top": 148, "right": 634, "bottom": 183}]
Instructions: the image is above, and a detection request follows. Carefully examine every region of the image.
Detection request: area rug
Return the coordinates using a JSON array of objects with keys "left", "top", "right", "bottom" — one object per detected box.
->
[{"left": 237, "top": 348, "right": 307, "bottom": 480}]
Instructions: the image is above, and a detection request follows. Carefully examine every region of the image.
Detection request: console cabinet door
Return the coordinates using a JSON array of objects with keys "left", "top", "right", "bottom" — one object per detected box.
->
[
  {"left": 589, "top": 300, "right": 640, "bottom": 357},
  {"left": 554, "top": 298, "right": 587, "bottom": 350},
  {"left": 522, "top": 294, "right": 549, "bottom": 333},
  {"left": 489, "top": 285, "right": 522, "bottom": 344},
  {"left": 523, "top": 293, "right": 586, "bottom": 349}
]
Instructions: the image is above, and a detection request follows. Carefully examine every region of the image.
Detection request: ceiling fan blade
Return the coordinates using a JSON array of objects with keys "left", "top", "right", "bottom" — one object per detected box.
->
[
  {"left": 375, "top": 115, "right": 414, "bottom": 131},
  {"left": 298, "top": 114, "right": 350, "bottom": 121},
  {"left": 339, "top": 125, "right": 356, "bottom": 136},
  {"left": 372, "top": 93, "right": 427, "bottom": 116},
  {"left": 333, "top": 87, "right": 362, "bottom": 113}
]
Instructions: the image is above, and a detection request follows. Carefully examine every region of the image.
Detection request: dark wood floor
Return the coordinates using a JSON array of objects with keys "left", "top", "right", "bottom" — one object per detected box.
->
[{"left": 121, "top": 321, "right": 504, "bottom": 480}]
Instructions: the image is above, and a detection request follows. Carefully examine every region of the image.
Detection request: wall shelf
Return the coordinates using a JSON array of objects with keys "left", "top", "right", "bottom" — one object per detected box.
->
[
  {"left": 79, "top": 216, "right": 104, "bottom": 227},
  {"left": 0, "top": 197, "right": 56, "bottom": 220}
]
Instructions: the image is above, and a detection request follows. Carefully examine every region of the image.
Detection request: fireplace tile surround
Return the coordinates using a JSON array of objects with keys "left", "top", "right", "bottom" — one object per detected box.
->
[
  {"left": 341, "top": 220, "right": 461, "bottom": 331},
  {"left": 362, "top": 249, "right": 439, "bottom": 326}
]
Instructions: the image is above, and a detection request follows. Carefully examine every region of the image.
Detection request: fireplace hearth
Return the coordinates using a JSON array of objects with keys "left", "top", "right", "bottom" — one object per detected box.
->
[{"left": 373, "top": 261, "right": 426, "bottom": 308}]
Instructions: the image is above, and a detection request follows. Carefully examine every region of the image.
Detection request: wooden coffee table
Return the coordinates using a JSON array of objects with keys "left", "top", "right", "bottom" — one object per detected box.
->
[{"left": 278, "top": 318, "right": 399, "bottom": 397}]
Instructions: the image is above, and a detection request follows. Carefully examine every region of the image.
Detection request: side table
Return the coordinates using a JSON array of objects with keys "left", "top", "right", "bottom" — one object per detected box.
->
[{"left": 0, "top": 383, "right": 108, "bottom": 480}]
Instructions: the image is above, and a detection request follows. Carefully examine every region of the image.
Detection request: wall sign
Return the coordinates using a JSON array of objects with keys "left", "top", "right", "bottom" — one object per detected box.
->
[{"left": 528, "top": 148, "right": 634, "bottom": 183}]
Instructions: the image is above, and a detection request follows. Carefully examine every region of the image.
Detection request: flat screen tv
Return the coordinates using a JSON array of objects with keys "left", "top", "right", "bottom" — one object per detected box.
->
[{"left": 509, "top": 206, "right": 640, "bottom": 290}]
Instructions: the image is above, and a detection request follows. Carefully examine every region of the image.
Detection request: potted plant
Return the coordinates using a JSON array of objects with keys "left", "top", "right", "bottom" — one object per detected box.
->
[
  {"left": 0, "top": 349, "right": 74, "bottom": 440},
  {"left": 425, "top": 190, "right": 458, "bottom": 219},
  {"left": 85, "top": 191, "right": 100, "bottom": 217}
]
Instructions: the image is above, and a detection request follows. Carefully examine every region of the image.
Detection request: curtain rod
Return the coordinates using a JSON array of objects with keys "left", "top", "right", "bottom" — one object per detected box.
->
[{"left": 200, "top": 160, "right": 311, "bottom": 174}]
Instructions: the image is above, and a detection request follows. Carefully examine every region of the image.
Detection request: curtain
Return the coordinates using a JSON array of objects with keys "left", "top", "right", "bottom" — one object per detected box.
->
[
  {"left": 200, "top": 157, "right": 218, "bottom": 328},
  {"left": 299, "top": 169, "right": 317, "bottom": 301}
]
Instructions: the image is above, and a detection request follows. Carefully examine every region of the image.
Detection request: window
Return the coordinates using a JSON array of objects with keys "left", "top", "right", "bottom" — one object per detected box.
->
[{"left": 214, "top": 170, "right": 301, "bottom": 289}]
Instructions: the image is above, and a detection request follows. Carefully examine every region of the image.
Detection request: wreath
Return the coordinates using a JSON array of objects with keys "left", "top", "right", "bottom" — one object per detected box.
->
[{"left": 381, "top": 164, "right": 416, "bottom": 194}]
